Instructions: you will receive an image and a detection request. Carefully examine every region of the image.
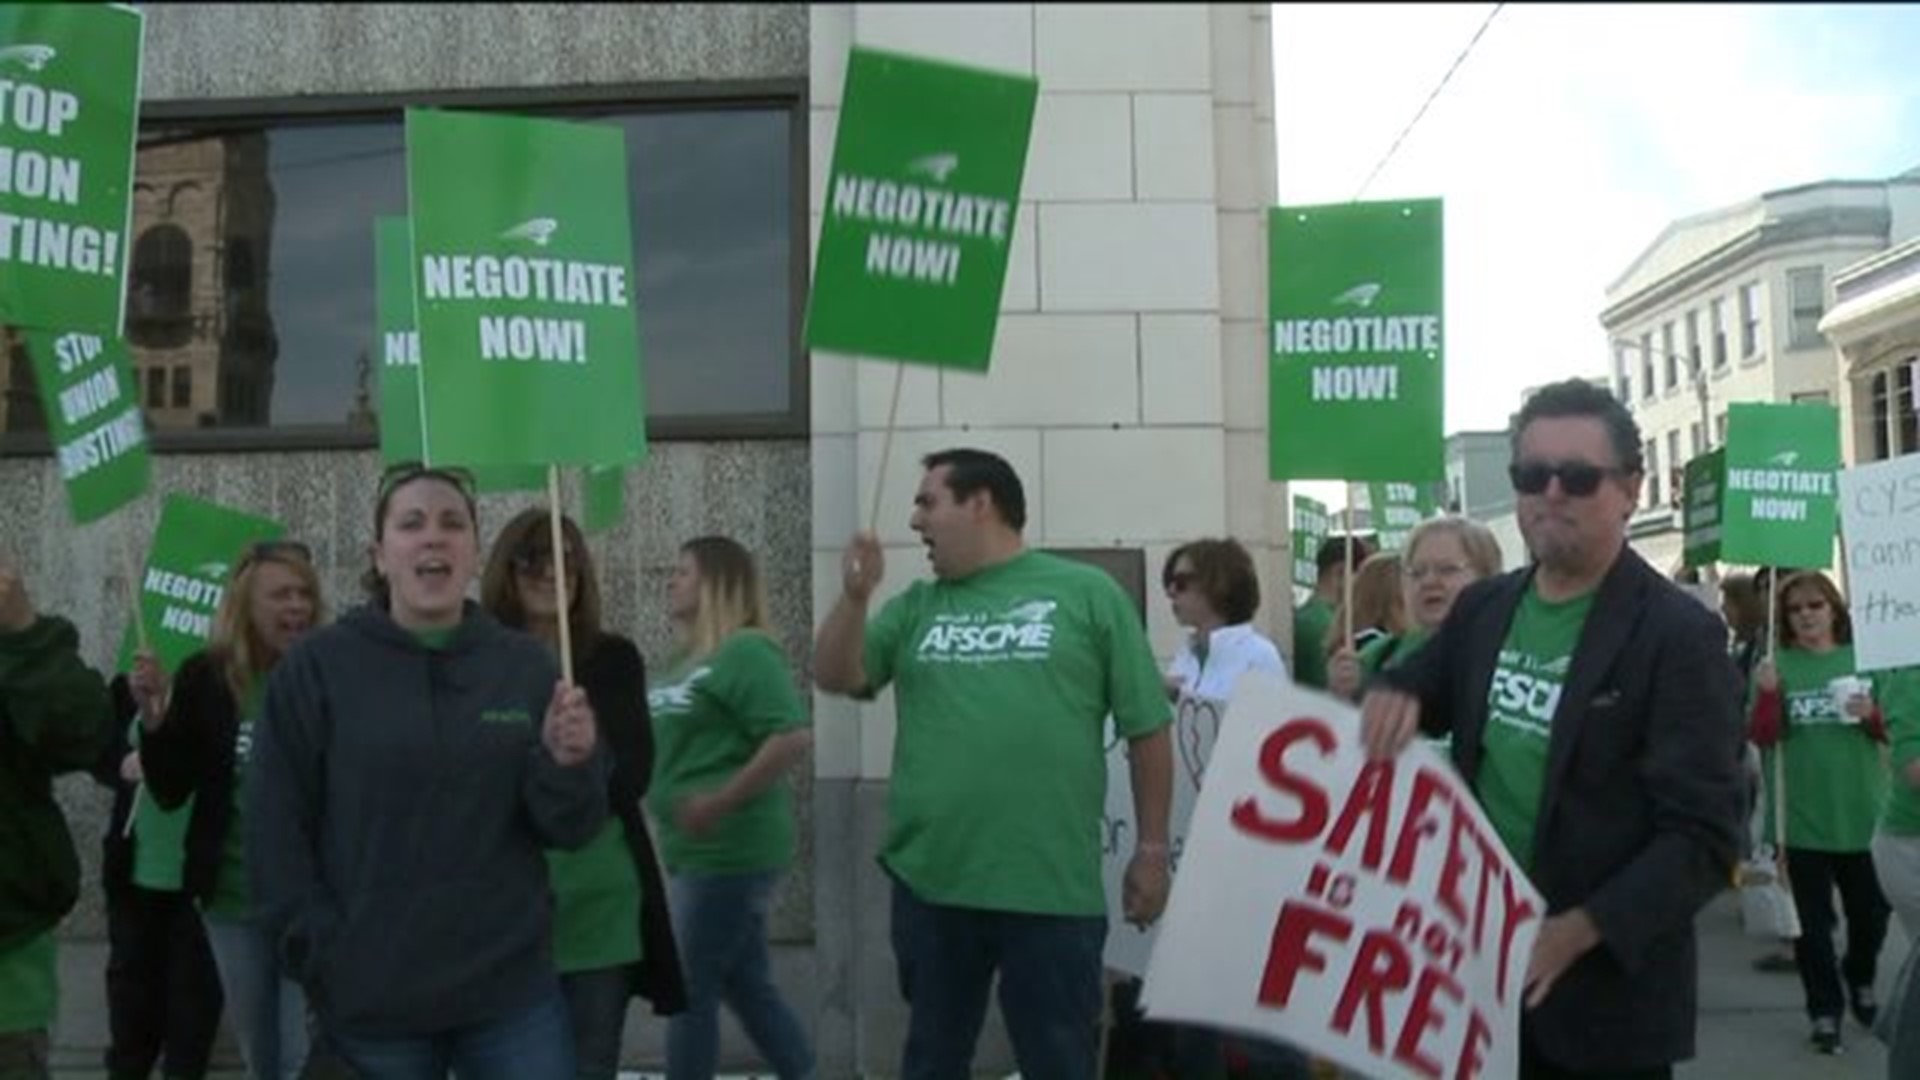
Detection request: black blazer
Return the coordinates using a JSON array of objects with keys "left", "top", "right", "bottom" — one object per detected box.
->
[
  {"left": 137, "top": 651, "right": 248, "bottom": 906},
  {"left": 1376, "top": 546, "right": 1746, "bottom": 1072},
  {"left": 575, "top": 633, "right": 687, "bottom": 1016}
]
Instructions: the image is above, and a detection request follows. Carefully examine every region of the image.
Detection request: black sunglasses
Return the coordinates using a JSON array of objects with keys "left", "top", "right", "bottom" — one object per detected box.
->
[
  {"left": 379, "top": 461, "right": 477, "bottom": 500},
  {"left": 237, "top": 539, "right": 313, "bottom": 573},
  {"left": 511, "top": 544, "right": 583, "bottom": 577},
  {"left": 1508, "top": 461, "right": 1625, "bottom": 497}
]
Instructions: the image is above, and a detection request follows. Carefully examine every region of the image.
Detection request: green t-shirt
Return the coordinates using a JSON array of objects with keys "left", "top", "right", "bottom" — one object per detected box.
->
[
  {"left": 1359, "top": 628, "right": 1429, "bottom": 676},
  {"left": 863, "top": 550, "right": 1173, "bottom": 916},
  {"left": 0, "top": 932, "right": 55, "bottom": 1034},
  {"left": 1478, "top": 586, "right": 1595, "bottom": 875},
  {"left": 1293, "top": 597, "right": 1335, "bottom": 689},
  {"left": 647, "top": 632, "right": 808, "bottom": 874},
  {"left": 128, "top": 719, "right": 195, "bottom": 893},
  {"left": 1881, "top": 667, "right": 1920, "bottom": 836},
  {"left": 1764, "top": 646, "right": 1888, "bottom": 851},
  {"left": 203, "top": 682, "right": 265, "bottom": 921},
  {"left": 547, "top": 818, "right": 642, "bottom": 972}
]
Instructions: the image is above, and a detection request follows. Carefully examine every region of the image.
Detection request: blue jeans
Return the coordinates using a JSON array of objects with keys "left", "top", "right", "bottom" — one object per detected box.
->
[
  {"left": 201, "top": 914, "right": 310, "bottom": 1080},
  {"left": 330, "top": 988, "right": 574, "bottom": 1080},
  {"left": 890, "top": 879, "right": 1106, "bottom": 1080},
  {"left": 559, "top": 966, "right": 630, "bottom": 1080},
  {"left": 665, "top": 870, "right": 813, "bottom": 1080}
]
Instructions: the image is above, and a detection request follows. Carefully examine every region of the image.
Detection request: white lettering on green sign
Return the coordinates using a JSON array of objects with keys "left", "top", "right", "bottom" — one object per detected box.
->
[
  {"left": 383, "top": 331, "right": 419, "bottom": 367},
  {"left": 1724, "top": 469, "right": 1834, "bottom": 495},
  {"left": 0, "top": 212, "right": 118, "bottom": 274},
  {"left": 0, "top": 146, "right": 80, "bottom": 205},
  {"left": 1310, "top": 365, "right": 1399, "bottom": 401},
  {"left": 0, "top": 79, "right": 81, "bottom": 136},
  {"left": 478, "top": 316, "right": 586, "bottom": 364},
  {"left": 829, "top": 175, "right": 1011, "bottom": 242},
  {"left": 418, "top": 255, "right": 629, "bottom": 307},
  {"left": 57, "top": 407, "right": 143, "bottom": 480},
  {"left": 142, "top": 568, "right": 224, "bottom": 608},
  {"left": 1272, "top": 315, "right": 1442, "bottom": 355}
]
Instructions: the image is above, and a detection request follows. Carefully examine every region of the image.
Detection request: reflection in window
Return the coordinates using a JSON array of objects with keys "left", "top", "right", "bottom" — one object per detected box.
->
[
  {"left": 2, "top": 102, "right": 797, "bottom": 447},
  {"left": 128, "top": 224, "right": 195, "bottom": 348}
]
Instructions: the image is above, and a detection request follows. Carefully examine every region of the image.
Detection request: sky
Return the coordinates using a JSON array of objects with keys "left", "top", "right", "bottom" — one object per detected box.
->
[{"left": 1270, "top": 3, "right": 1920, "bottom": 510}]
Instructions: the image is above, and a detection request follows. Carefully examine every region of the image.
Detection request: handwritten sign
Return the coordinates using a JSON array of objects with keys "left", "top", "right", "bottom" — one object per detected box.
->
[
  {"left": 1102, "top": 694, "right": 1224, "bottom": 976},
  {"left": 1143, "top": 674, "right": 1542, "bottom": 1080},
  {"left": 1838, "top": 455, "right": 1920, "bottom": 672}
]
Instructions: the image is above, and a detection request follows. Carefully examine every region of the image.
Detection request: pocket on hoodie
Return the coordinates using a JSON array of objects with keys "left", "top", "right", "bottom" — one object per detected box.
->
[{"left": 322, "top": 867, "right": 550, "bottom": 1030}]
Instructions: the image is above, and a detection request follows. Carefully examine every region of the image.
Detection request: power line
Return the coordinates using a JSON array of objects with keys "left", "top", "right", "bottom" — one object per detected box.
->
[{"left": 1352, "top": 2, "right": 1506, "bottom": 201}]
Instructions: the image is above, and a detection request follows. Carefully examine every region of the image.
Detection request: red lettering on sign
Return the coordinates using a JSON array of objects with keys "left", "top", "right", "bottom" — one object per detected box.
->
[
  {"left": 1331, "top": 928, "right": 1412, "bottom": 1053},
  {"left": 1395, "top": 963, "right": 1465, "bottom": 1078},
  {"left": 1232, "top": 718, "right": 1336, "bottom": 844},
  {"left": 1258, "top": 900, "right": 1354, "bottom": 1009},
  {"left": 1494, "top": 864, "right": 1539, "bottom": 1005},
  {"left": 1387, "top": 765, "right": 1453, "bottom": 886},
  {"left": 1326, "top": 761, "right": 1395, "bottom": 872},
  {"left": 1457, "top": 1007, "right": 1492, "bottom": 1080}
]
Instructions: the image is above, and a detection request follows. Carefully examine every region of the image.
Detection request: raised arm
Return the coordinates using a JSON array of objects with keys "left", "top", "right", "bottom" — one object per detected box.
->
[{"left": 814, "top": 531, "right": 883, "bottom": 696}]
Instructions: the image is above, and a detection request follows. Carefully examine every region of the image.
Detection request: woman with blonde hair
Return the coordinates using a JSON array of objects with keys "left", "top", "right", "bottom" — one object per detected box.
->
[
  {"left": 1329, "top": 518, "right": 1502, "bottom": 701},
  {"left": 480, "top": 508, "right": 686, "bottom": 1079},
  {"left": 129, "top": 540, "right": 325, "bottom": 1080},
  {"left": 650, "top": 535, "right": 814, "bottom": 1080},
  {"left": 1322, "top": 550, "right": 1408, "bottom": 665}
]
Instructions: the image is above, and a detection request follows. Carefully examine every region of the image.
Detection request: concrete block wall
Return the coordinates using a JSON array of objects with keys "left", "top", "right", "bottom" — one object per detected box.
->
[{"left": 806, "top": 4, "right": 1280, "bottom": 1074}]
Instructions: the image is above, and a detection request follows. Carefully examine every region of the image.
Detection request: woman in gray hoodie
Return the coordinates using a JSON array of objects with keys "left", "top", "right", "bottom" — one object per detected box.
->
[{"left": 246, "top": 464, "right": 607, "bottom": 1079}]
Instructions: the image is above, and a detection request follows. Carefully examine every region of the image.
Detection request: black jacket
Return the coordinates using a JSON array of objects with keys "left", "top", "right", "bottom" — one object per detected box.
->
[
  {"left": 0, "top": 616, "right": 113, "bottom": 949},
  {"left": 1376, "top": 547, "right": 1746, "bottom": 1072},
  {"left": 248, "top": 603, "right": 608, "bottom": 1038},
  {"left": 125, "top": 651, "right": 248, "bottom": 905},
  {"left": 574, "top": 632, "right": 686, "bottom": 1015}
]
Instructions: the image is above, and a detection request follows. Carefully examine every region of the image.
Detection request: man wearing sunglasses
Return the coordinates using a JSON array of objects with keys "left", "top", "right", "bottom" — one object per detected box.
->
[{"left": 1360, "top": 379, "right": 1745, "bottom": 1080}]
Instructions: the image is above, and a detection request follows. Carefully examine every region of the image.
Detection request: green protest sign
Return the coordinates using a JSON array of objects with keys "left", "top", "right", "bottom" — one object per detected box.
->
[
  {"left": 23, "top": 327, "right": 147, "bottom": 523},
  {"left": 1291, "top": 495, "right": 1331, "bottom": 589},
  {"left": 1269, "top": 199, "right": 1444, "bottom": 482},
  {"left": 582, "top": 465, "right": 623, "bottom": 533},
  {"left": 374, "top": 216, "right": 545, "bottom": 494},
  {"left": 406, "top": 107, "right": 647, "bottom": 469},
  {"left": 1366, "top": 481, "right": 1437, "bottom": 553},
  {"left": 116, "top": 493, "right": 285, "bottom": 674},
  {"left": 804, "top": 47, "right": 1038, "bottom": 370},
  {"left": 1720, "top": 402, "right": 1839, "bottom": 569},
  {"left": 375, "top": 216, "right": 423, "bottom": 465},
  {"left": 0, "top": 4, "right": 142, "bottom": 333},
  {"left": 1682, "top": 448, "right": 1725, "bottom": 569}
]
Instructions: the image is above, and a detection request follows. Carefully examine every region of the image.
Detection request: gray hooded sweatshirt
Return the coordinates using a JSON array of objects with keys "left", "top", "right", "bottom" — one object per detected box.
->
[{"left": 246, "top": 602, "right": 607, "bottom": 1037}]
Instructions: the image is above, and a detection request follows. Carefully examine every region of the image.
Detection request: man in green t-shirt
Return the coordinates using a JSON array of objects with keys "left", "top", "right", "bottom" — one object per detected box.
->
[
  {"left": 0, "top": 558, "right": 114, "bottom": 1079},
  {"left": 815, "top": 448, "right": 1173, "bottom": 1080},
  {"left": 1361, "top": 381, "right": 1745, "bottom": 1079},
  {"left": 1293, "top": 535, "right": 1372, "bottom": 689}
]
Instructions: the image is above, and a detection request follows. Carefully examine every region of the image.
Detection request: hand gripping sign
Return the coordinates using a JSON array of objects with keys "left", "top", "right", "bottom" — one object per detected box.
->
[{"left": 1143, "top": 673, "right": 1543, "bottom": 1080}]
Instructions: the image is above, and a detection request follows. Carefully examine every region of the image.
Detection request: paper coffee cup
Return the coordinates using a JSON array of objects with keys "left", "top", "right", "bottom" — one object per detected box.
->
[{"left": 1829, "top": 676, "right": 1872, "bottom": 721}]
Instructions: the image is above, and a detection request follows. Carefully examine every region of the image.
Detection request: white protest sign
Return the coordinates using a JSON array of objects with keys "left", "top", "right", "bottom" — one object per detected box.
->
[
  {"left": 1102, "top": 694, "right": 1224, "bottom": 976},
  {"left": 1143, "top": 673, "right": 1542, "bottom": 1080},
  {"left": 1838, "top": 454, "right": 1920, "bottom": 672}
]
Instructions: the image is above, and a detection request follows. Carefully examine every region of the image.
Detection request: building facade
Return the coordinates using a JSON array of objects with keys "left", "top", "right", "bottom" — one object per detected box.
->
[
  {"left": 1599, "top": 169, "right": 1920, "bottom": 572},
  {"left": 0, "top": 5, "right": 1282, "bottom": 1074},
  {"left": 1824, "top": 236, "right": 1920, "bottom": 467}
]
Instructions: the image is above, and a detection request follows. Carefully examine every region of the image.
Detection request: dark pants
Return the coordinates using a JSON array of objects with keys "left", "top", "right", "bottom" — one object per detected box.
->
[
  {"left": 559, "top": 966, "right": 630, "bottom": 1080},
  {"left": 0, "top": 1031, "right": 49, "bottom": 1080},
  {"left": 1519, "top": 1033, "right": 1672, "bottom": 1080},
  {"left": 1103, "top": 978, "right": 1310, "bottom": 1079},
  {"left": 890, "top": 879, "right": 1105, "bottom": 1080},
  {"left": 104, "top": 885, "right": 224, "bottom": 1080},
  {"left": 330, "top": 988, "right": 573, "bottom": 1080},
  {"left": 1787, "top": 846, "right": 1891, "bottom": 1021}
]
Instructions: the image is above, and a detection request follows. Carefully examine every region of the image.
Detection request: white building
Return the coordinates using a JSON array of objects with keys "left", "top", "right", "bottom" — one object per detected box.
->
[
  {"left": 1599, "top": 168, "right": 1920, "bottom": 571},
  {"left": 0, "top": 5, "right": 1282, "bottom": 1074},
  {"left": 1823, "top": 236, "right": 1920, "bottom": 466}
]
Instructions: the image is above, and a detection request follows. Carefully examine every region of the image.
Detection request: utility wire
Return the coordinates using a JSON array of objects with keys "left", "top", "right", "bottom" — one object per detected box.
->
[{"left": 1352, "top": 2, "right": 1506, "bottom": 201}]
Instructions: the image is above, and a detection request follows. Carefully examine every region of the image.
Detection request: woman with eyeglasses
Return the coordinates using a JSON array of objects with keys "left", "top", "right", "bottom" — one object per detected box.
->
[
  {"left": 650, "top": 535, "right": 814, "bottom": 1080},
  {"left": 1328, "top": 518, "right": 1503, "bottom": 702},
  {"left": 1749, "top": 571, "right": 1893, "bottom": 1056},
  {"left": 129, "top": 539, "right": 323, "bottom": 1080},
  {"left": 479, "top": 508, "right": 686, "bottom": 1079},
  {"left": 246, "top": 465, "right": 607, "bottom": 1078}
]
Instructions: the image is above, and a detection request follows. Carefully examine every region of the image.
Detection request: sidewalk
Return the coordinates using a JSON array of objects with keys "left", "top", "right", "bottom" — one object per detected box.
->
[{"left": 47, "top": 890, "right": 1907, "bottom": 1077}]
